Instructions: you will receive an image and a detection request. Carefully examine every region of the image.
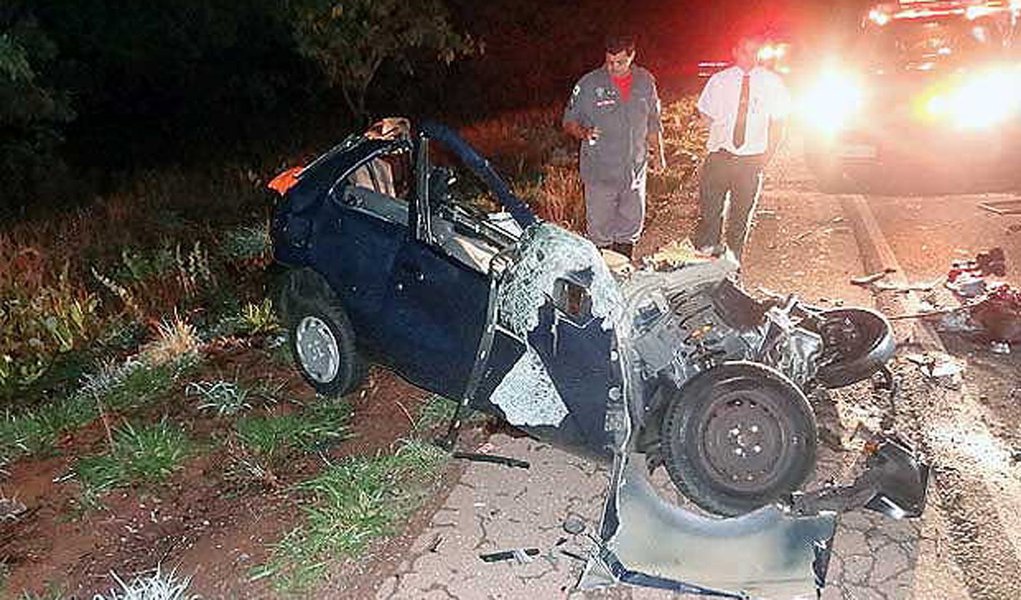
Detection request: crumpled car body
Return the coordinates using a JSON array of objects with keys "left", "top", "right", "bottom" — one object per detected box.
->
[{"left": 269, "top": 118, "right": 929, "bottom": 598}]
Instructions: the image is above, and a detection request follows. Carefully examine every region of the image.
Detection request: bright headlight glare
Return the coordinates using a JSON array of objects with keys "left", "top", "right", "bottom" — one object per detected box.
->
[
  {"left": 798, "top": 70, "right": 864, "bottom": 135},
  {"left": 928, "top": 68, "right": 1021, "bottom": 129}
]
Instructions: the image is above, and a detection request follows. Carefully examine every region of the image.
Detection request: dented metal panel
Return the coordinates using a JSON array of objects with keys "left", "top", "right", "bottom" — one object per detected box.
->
[{"left": 585, "top": 454, "right": 836, "bottom": 598}]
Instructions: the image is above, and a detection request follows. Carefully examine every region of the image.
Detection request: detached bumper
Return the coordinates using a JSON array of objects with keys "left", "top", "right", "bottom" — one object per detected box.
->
[
  {"left": 582, "top": 454, "right": 836, "bottom": 599},
  {"left": 792, "top": 434, "right": 930, "bottom": 519}
]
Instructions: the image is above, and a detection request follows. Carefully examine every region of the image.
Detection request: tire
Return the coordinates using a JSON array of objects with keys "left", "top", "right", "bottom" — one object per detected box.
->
[
  {"left": 279, "top": 269, "right": 367, "bottom": 397},
  {"left": 660, "top": 362, "right": 817, "bottom": 517},
  {"left": 813, "top": 308, "right": 894, "bottom": 389}
]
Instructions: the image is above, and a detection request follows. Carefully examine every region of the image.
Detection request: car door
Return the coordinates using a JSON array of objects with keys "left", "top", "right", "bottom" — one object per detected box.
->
[
  {"left": 375, "top": 239, "right": 490, "bottom": 399},
  {"left": 310, "top": 152, "right": 410, "bottom": 347}
]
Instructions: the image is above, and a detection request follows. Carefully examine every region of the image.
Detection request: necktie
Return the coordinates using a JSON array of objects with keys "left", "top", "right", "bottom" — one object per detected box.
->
[{"left": 733, "top": 73, "right": 750, "bottom": 149}]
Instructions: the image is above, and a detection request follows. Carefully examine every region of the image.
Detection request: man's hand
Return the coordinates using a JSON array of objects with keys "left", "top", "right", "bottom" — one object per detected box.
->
[
  {"left": 647, "top": 131, "right": 666, "bottom": 173},
  {"left": 564, "top": 121, "right": 600, "bottom": 143}
]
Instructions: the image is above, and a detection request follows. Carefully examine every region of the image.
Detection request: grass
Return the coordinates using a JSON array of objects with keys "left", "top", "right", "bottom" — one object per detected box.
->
[
  {"left": 412, "top": 394, "right": 491, "bottom": 435},
  {"left": 413, "top": 394, "right": 457, "bottom": 434},
  {"left": 0, "top": 357, "right": 188, "bottom": 466},
  {"left": 222, "top": 224, "right": 272, "bottom": 263},
  {"left": 236, "top": 299, "right": 280, "bottom": 335},
  {"left": 94, "top": 566, "right": 196, "bottom": 600},
  {"left": 236, "top": 400, "right": 352, "bottom": 459},
  {"left": 252, "top": 440, "right": 447, "bottom": 593},
  {"left": 75, "top": 420, "right": 191, "bottom": 505},
  {"left": 218, "top": 299, "right": 280, "bottom": 338},
  {"left": 187, "top": 379, "right": 253, "bottom": 417},
  {"left": 138, "top": 313, "right": 201, "bottom": 367}
]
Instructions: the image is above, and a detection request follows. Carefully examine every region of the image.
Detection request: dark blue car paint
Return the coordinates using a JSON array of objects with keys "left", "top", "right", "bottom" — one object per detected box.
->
[
  {"left": 468, "top": 302, "right": 617, "bottom": 460},
  {"left": 376, "top": 240, "right": 490, "bottom": 399},
  {"left": 271, "top": 129, "right": 506, "bottom": 389},
  {"left": 310, "top": 198, "right": 406, "bottom": 335}
]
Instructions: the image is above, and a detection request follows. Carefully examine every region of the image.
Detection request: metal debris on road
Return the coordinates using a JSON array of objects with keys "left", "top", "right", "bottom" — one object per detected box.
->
[
  {"left": 479, "top": 548, "right": 541, "bottom": 564},
  {"left": 941, "top": 248, "right": 1021, "bottom": 344},
  {"left": 873, "top": 280, "right": 940, "bottom": 293},
  {"left": 904, "top": 352, "right": 966, "bottom": 389},
  {"left": 851, "top": 268, "right": 897, "bottom": 286},
  {"left": 427, "top": 534, "right": 443, "bottom": 553}
]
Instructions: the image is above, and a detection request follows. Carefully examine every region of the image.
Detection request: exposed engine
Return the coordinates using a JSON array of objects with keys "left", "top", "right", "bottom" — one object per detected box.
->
[{"left": 619, "top": 258, "right": 824, "bottom": 392}]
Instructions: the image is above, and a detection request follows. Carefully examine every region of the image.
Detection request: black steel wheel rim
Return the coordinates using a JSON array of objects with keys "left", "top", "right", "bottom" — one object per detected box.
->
[{"left": 696, "top": 388, "right": 793, "bottom": 493}]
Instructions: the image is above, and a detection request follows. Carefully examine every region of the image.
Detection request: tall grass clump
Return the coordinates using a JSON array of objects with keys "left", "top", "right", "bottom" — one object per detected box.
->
[
  {"left": 236, "top": 400, "right": 352, "bottom": 459},
  {"left": 0, "top": 352, "right": 191, "bottom": 466},
  {"left": 75, "top": 420, "right": 191, "bottom": 504},
  {"left": 252, "top": 440, "right": 446, "bottom": 593}
]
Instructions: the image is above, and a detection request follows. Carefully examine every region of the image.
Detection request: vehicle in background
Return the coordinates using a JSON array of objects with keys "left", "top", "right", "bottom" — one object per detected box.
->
[{"left": 797, "top": 0, "right": 1021, "bottom": 191}]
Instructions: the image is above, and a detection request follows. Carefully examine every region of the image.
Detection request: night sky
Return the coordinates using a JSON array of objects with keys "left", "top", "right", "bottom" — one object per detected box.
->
[{"left": 2, "top": 0, "right": 870, "bottom": 210}]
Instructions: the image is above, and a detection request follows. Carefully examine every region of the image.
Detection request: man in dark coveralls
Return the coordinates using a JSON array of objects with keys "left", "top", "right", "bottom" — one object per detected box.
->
[{"left": 563, "top": 34, "right": 666, "bottom": 259}]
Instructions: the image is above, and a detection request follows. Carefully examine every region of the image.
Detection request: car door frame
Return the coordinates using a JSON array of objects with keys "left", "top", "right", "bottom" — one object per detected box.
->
[
  {"left": 365, "top": 131, "right": 495, "bottom": 399},
  {"left": 309, "top": 141, "right": 415, "bottom": 353}
]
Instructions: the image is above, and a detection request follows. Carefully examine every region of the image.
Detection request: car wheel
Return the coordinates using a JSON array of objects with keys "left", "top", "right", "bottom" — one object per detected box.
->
[
  {"left": 813, "top": 308, "right": 895, "bottom": 389},
  {"left": 660, "top": 362, "right": 817, "bottom": 517},
  {"left": 280, "top": 270, "right": 366, "bottom": 397}
]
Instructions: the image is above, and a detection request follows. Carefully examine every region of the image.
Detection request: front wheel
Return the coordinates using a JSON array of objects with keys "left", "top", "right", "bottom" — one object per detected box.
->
[
  {"left": 660, "top": 362, "right": 817, "bottom": 517},
  {"left": 280, "top": 270, "right": 367, "bottom": 397}
]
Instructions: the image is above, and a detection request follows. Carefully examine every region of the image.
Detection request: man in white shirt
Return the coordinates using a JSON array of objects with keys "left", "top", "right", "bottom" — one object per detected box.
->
[{"left": 694, "top": 36, "right": 791, "bottom": 261}]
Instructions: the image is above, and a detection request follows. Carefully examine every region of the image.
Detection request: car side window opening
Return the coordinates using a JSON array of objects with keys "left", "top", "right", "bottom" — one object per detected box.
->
[
  {"left": 337, "top": 149, "right": 412, "bottom": 226},
  {"left": 424, "top": 140, "right": 520, "bottom": 274}
]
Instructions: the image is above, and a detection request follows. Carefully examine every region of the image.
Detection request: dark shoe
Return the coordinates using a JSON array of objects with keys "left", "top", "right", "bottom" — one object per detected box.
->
[{"left": 612, "top": 242, "right": 634, "bottom": 259}]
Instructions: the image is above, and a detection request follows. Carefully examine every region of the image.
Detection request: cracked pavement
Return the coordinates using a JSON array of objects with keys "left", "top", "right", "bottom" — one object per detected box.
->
[{"left": 377, "top": 434, "right": 959, "bottom": 599}]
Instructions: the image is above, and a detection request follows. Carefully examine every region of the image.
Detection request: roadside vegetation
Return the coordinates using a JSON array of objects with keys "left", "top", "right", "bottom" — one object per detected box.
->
[{"left": 0, "top": 97, "right": 706, "bottom": 597}]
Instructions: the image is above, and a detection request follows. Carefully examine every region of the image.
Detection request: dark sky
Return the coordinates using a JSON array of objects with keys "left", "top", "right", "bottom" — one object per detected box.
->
[{"left": 632, "top": 0, "right": 869, "bottom": 68}]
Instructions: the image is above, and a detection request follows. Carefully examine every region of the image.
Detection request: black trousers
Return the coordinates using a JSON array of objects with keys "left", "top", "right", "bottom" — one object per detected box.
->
[{"left": 693, "top": 151, "right": 764, "bottom": 260}]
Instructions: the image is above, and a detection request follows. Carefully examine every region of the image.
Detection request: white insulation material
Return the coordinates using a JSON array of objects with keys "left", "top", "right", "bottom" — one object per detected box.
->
[
  {"left": 490, "top": 346, "right": 569, "bottom": 427},
  {"left": 497, "top": 223, "right": 624, "bottom": 335}
]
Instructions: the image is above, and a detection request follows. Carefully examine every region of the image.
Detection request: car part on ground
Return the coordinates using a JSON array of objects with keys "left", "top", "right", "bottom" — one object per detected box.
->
[
  {"left": 580, "top": 452, "right": 836, "bottom": 599},
  {"left": 791, "top": 433, "right": 930, "bottom": 519},
  {"left": 269, "top": 117, "right": 930, "bottom": 598}
]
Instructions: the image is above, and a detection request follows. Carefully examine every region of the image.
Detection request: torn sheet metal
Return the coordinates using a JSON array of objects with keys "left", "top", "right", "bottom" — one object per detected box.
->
[
  {"left": 583, "top": 453, "right": 836, "bottom": 598},
  {"left": 489, "top": 346, "right": 570, "bottom": 427},
  {"left": 497, "top": 223, "right": 624, "bottom": 335}
]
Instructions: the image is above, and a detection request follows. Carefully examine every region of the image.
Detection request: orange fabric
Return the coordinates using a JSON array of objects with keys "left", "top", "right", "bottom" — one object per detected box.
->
[{"left": 268, "top": 166, "right": 303, "bottom": 195}]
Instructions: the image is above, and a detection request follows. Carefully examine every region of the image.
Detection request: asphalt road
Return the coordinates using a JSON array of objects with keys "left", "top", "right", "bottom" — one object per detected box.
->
[{"left": 369, "top": 140, "right": 1020, "bottom": 600}]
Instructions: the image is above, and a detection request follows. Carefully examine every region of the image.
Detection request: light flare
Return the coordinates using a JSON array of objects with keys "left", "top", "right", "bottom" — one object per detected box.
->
[
  {"left": 798, "top": 69, "right": 865, "bottom": 136},
  {"left": 921, "top": 67, "right": 1021, "bottom": 129}
]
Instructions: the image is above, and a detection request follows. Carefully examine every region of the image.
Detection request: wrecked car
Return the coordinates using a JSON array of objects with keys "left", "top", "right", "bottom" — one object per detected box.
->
[{"left": 269, "top": 118, "right": 929, "bottom": 598}]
